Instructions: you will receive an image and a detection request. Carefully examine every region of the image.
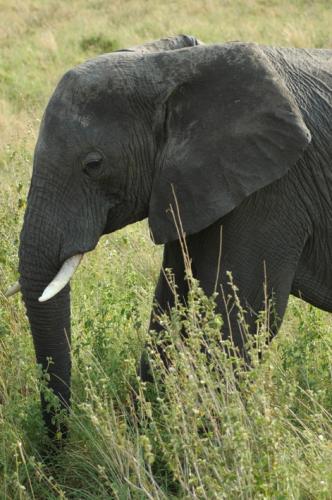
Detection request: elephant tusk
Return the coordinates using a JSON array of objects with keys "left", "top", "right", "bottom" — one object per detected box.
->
[
  {"left": 39, "top": 254, "right": 83, "bottom": 303},
  {"left": 5, "top": 281, "right": 21, "bottom": 298}
]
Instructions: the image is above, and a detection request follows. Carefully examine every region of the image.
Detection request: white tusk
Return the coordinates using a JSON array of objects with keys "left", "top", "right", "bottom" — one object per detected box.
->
[
  {"left": 5, "top": 281, "right": 21, "bottom": 298},
  {"left": 39, "top": 254, "right": 83, "bottom": 303}
]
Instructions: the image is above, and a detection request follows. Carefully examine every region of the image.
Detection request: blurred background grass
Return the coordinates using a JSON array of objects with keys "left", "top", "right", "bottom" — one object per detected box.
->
[{"left": 0, "top": 0, "right": 332, "bottom": 497}]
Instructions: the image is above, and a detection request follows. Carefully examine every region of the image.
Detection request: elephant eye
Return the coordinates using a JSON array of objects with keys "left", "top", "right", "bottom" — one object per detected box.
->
[{"left": 83, "top": 152, "right": 104, "bottom": 177}]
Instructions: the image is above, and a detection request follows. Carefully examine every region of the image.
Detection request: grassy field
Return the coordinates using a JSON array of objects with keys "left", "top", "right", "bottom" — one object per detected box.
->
[{"left": 1, "top": 0, "right": 332, "bottom": 497}]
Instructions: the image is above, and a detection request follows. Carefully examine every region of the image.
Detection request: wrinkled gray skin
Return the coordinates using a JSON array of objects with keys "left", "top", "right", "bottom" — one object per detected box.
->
[{"left": 18, "top": 35, "right": 332, "bottom": 436}]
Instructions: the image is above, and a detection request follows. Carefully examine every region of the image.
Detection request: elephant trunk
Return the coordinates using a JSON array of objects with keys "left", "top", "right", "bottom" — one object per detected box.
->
[
  {"left": 19, "top": 199, "right": 72, "bottom": 438},
  {"left": 22, "top": 280, "right": 71, "bottom": 437}
]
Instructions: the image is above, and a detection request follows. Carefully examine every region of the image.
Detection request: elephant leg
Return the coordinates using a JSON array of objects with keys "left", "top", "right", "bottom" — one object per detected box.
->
[
  {"left": 186, "top": 192, "right": 310, "bottom": 358},
  {"left": 139, "top": 239, "right": 188, "bottom": 381},
  {"left": 142, "top": 184, "right": 310, "bottom": 373},
  {"left": 292, "top": 243, "right": 332, "bottom": 312}
]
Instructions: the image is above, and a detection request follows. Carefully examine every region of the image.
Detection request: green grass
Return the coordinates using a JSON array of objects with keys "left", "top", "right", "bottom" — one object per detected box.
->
[{"left": 0, "top": 0, "right": 332, "bottom": 497}]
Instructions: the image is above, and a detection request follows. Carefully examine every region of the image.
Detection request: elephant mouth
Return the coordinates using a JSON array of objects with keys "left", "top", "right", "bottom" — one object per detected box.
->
[
  {"left": 36, "top": 234, "right": 102, "bottom": 301},
  {"left": 6, "top": 253, "right": 83, "bottom": 302},
  {"left": 7, "top": 235, "right": 100, "bottom": 302}
]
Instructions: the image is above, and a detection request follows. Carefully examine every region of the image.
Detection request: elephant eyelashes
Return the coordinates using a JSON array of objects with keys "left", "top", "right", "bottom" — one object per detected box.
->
[{"left": 82, "top": 151, "right": 104, "bottom": 178}]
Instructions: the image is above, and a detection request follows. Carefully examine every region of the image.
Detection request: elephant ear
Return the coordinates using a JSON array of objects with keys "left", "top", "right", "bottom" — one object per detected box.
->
[
  {"left": 148, "top": 43, "right": 311, "bottom": 244},
  {"left": 117, "top": 34, "right": 201, "bottom": 54}
]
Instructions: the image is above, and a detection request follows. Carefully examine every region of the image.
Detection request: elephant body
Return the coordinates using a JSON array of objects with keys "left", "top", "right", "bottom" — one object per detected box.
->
[
  {"left": 14, "top": 35, "right": 331, "bottom": 435},
  {"left": 266, "top": 47, "right": 332, "bottom": 312},
  {"left": 145, "top": 44, "right": 332, "bottom": 367}
]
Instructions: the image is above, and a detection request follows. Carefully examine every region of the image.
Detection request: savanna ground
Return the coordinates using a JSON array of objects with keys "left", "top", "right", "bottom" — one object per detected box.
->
[{"left": 1, "top": 0, "right": 332, "bottom": 498}]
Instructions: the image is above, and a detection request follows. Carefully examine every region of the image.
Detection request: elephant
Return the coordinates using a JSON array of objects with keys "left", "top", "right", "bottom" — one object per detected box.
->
[{"left": 5, "top": 34, "right": 332, "bottom": 437}]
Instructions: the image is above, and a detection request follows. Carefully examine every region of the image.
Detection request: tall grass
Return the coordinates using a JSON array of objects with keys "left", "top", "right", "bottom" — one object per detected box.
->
[
  {"left": 1, "top": 267, "right": 331, "bottom": 497},
  {"left": 1, "top": 0, "right": 332, "bottom": 497}
]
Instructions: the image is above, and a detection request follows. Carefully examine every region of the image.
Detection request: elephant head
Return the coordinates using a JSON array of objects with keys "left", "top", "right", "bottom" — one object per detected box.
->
[{"left": 12, "top": 35, "right": 310, "bottom": 436}]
